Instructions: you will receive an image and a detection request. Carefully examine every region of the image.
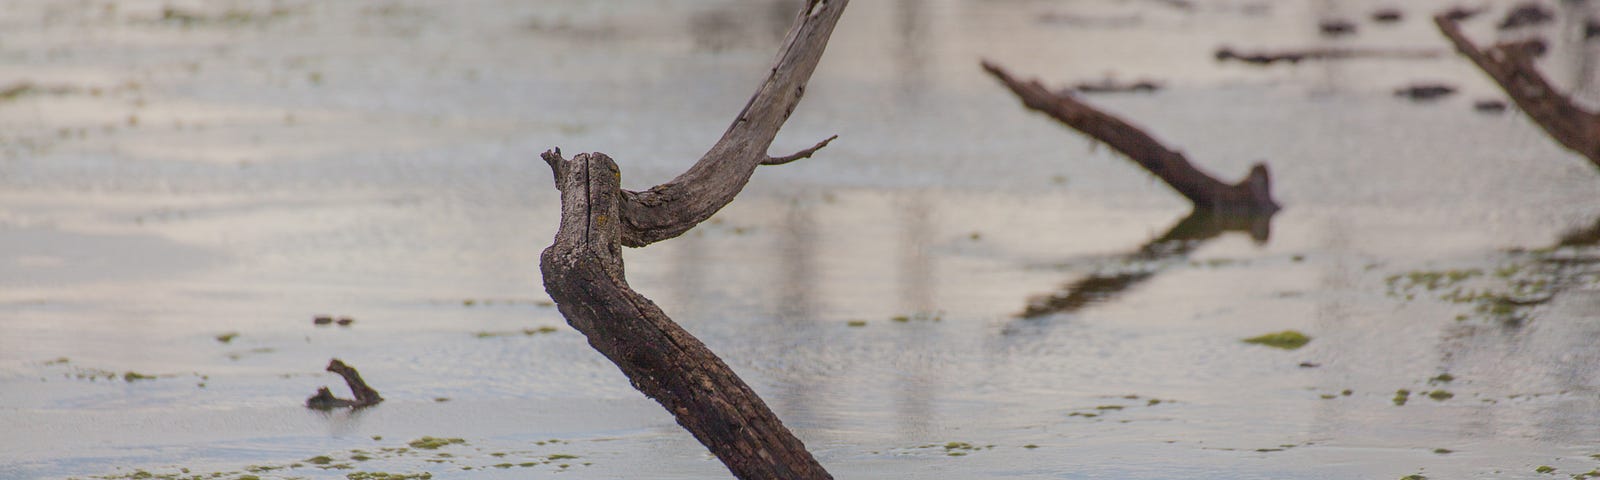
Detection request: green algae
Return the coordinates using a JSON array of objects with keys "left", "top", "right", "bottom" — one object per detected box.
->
[
  {"left": 305, "top": 456, "right": 334, "bottom": 465},
  {"left": 346, "top": 473, "right": 432, "bottom": 480},
  {"left": 406, "top": 436, "right": 465, "bottom": 450},
  {"left": 122, "top": 371, "right": 156, "bottom": 382},
  {"left": 1242, "top": 330, "right": 1311, "bottom": 350},
  {"left": 1393, "top": 389, "right": 1411, "bottom": 406},
  {"left": 214, "top": 332, "right": 238, "bottom": 343},
  {"left": 846, "top": 320, "right": 868, "bottom": 327},
  {"left": 1536, "top": 465, "right": 1556, "bottom": 474},
  {"left": 1427, "top": 390, "right": 1454, "bottom": 401}
]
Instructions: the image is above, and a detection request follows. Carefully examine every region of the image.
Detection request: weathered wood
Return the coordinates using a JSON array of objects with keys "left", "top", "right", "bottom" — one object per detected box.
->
[
  {"left": 305, "top": 358, "right": 383, "bottom": 409},
  {"left": 537, "top": 1, "right": 847, "bottom": 479},
  {"left": 982, "top": 60, "right": 1280, "bottom": 213},
  {"left": 615, "top": 1, "right": 847, "bottom": 247},
  {"left": 1435, "top": 14, "right": 1600, "bottom": 170},
  {"left": 541, "top": 152, "right": 832, "bottom": 480}
]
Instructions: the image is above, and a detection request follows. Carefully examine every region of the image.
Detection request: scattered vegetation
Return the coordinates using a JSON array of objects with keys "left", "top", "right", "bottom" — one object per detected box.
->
[
  {"left": 406, "top": 437, "right": 465, "bottom": 450},
  {"left": 1242, "top": 330, "right": 1311, "bottom": 350},
  {"left": 474, "top": 326, "right": 559, "bottom": 338}
]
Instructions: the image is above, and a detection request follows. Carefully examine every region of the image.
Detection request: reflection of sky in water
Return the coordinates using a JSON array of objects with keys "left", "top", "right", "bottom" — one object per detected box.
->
[{"left": 1, "top": 1, "right": 1599, "bottom": 479}]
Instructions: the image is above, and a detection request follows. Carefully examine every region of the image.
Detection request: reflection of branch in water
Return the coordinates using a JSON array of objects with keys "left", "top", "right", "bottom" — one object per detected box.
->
[
  {"left": 1556, "top": 216, "right": 1600, "bottom": 248},
  {"left": 1018, "top": 210, "right": 1272, "bottom": 319}
]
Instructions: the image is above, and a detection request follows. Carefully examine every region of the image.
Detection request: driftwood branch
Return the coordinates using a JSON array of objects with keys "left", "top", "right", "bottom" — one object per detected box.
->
[
  {"left": 982, "top": 60, "right": 1279, "bottom": 213},
  {"left": 537, "top": 2, "right": 847, "bottom": 479},
  {"left": 305, "top": 359, "right": 383, "bottom": 409},
  {"left": 1435, "top": 14, "right": 1600, "bottom": 169},
  {"left": 615, "top": 1, "right": 845, "bottom": 247},
  {"left": 541, "top": 152, "right": 831, "bottom": 480}
]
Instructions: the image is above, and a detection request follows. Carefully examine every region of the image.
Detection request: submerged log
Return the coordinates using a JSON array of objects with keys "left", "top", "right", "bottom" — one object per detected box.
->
[
  {"left": 305, "top": 359, "right": 383, "bottom": 409},
  {"left": 1435, "top": 14, "right": 1600, "bottom": 170},
  {"left": 982, "top": 61, "right": 1280, "bottom": 213},
  {"left": 1215, "top": 46, "right": 1441, "bottom": 65},
  {"left": 539, "top": 1, "right": 846, "bottom": 479}
]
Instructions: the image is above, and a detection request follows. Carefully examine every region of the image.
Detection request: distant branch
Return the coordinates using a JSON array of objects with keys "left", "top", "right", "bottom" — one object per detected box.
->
[
  {"left": 1435, "top": 14, "right": 1600, "bottom": 170},
  {"left": 982, "top": 60, "right": 1279, "bottom": 213}
]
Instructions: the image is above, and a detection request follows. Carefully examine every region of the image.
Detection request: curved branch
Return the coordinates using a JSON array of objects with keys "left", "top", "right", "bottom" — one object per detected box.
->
[
  {"left": 1434, "top": 14, "right": 1600, "bottom": 170},
  {"left": 542, "top": 152, "right": 832, "bottom": 480},
  {"left": 981, "top": 60, "right": 1279, "bottom": 213},
  {"left": 620, "top": 0, "right": 849, "bottom": 247}
]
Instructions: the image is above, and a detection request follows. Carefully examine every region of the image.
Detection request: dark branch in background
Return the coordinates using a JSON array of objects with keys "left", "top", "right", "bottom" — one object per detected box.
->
[
  {"left": 1019, "top": 210, "right": 1270, "bottom": 319},
  {"left": 1435, "top": 14, "right": 1600, "bottom": 170},
  {"left": 538, "top": 1, "right": 847, "bottom": 479},
  {"left": 305, "top": 359, "right": 383, "bottom": 409},
  {"left": 981, "top": 60, "right": 1280, "bottom": 214}
]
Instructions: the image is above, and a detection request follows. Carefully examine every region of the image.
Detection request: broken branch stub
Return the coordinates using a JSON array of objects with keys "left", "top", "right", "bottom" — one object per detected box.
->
[
  {"left": 1434, "top": 15, "right": 1600, "bottom": 170},
  {"left": 537, "top": 1, "right": 847, "bottom": 479},
  {"left": 982, "top": 60, "right": 1279, "bottom": 214},
  {"left": 305, "top": 358, "right": 383, "bottom": 409}
]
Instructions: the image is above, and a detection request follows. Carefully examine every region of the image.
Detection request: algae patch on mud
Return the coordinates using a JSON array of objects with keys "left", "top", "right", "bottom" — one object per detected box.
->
[
  {"left": 407, "top": 437, "right": 466, "bottom": 450},
  {"left": 1242, "top": 330, "right": 1311, "bottom": 350}
]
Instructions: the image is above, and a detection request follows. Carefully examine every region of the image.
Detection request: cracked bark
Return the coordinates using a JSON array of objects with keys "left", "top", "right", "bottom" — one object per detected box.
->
[
  {"left": 982, "top": 60, "right": 1280, "bottom": 213},
  {"left": 1435, "top": 14, "right": 1600, "bottom": 170},
  {"left": 538, "top": 1, "right": 846, "bottom": 479}
]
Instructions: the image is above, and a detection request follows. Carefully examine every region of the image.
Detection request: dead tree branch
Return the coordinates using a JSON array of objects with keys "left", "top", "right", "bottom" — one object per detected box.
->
[
  {"left": 612, "top": 1, "right": 846, "bottom": 247},
  {"left": 537, "top": 1, "right": 846, "bottom": 479},
  {"left": 1435, "top": 14, "right": 1600, "bottom": 169},
  {"left": 981, "top": 60, "right": 1279, "bottom": 213},
  {"left": 305, "top": 359, "right": 383, "bottom": 409}
]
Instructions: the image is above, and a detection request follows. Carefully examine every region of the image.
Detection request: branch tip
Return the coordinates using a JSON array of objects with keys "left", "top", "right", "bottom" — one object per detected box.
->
[{"left": 764, "top": 134, "right": 838, "bottom": 165}]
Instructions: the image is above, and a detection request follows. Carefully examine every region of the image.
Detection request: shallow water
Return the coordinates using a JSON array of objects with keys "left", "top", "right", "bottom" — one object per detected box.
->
[{"left": 2, "top": 0, "right": 1599, "bottom": 479}]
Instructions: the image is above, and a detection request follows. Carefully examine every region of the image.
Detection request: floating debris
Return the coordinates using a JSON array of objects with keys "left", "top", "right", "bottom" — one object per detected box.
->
[
  {"left": 1499, "top": 2, "right": 1554, "bottom": 30},
  {"left": 1394, "top": 84, "right": 1457, "bottom": 101},
  {"left": 1371, "top": 8, "right": 1403, "bottom": 23},
  {"left": 215, "top": 332, "right": 239, "bottom": 343},
  {"left": 1319, "top": 19, "right": 1357, "bottom": 36},
  {"left": 313, "top": 315, "right": 334, "bottom": 325},
  {"left": 337, "top": 316, "right": 355, "bottom": 326},
  {"left": 1473, "top": 99, "right": 1508, "bottom": 113},
  {"left": 1440, "top": 6, "right": 1484, "bottom": 22}
]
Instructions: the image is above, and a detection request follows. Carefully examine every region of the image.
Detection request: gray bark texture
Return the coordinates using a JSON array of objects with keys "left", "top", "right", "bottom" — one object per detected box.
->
[
  {"left": 982, "top": 60, "right": 1280, "bottom": 213},
  {"left": 538, "top": 1, "right": 847, "bottom": 479},
  {"left": 1435, "top": 15, "right": 1600, "bottom": 170}
]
